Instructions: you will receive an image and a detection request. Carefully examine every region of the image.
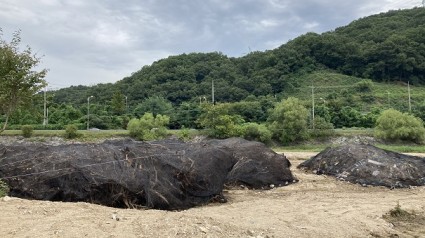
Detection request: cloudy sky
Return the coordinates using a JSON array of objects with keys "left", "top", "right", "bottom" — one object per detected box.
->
[{"left": 0, "top": 0, "right": 421, "bottom": 89}]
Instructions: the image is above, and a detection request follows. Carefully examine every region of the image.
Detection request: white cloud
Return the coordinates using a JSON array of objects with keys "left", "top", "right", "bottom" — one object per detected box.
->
[
  {"left": 260, "top": 19, "right": 280, "bottom": 28},
  {"left": 90, "top": 22, "right": 132, "bottom": 47},
  {"left": 304, "top": 21, "right": 320, "bottom": 30}
]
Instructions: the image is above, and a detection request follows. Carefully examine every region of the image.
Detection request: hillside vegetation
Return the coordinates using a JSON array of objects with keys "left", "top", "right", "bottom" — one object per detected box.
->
[{"left": 4, "top": 8, "right": 425, "bottom": 135}]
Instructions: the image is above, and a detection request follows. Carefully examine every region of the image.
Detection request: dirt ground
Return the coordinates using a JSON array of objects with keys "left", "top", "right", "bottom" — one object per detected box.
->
[{"left": 1, "top": 152, "right": 425, "bottom": 238}]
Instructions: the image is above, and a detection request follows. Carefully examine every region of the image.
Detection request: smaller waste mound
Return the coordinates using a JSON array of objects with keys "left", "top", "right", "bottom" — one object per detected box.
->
[
  {"left": 212, "top": 138, "right": 296, "bottom": 188},
  {"left": 0, "top": 138, "right": 296, "bottom": 210},
  {"left": 298, "top": 144, "right": 425, "bottom": 188}
]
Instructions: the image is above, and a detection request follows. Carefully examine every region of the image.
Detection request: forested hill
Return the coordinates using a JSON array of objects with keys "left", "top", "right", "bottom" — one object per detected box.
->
[{"left": 53, "top": 7, "right": 425, "bottom": 106}]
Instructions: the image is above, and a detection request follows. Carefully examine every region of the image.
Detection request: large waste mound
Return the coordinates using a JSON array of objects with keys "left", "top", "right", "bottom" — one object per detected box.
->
[
  {"left": 298, "top": 144, "right": 425, "bottom": 188},
  {"left": 0, "top": 138, "right": 295, "bottom": 210}
]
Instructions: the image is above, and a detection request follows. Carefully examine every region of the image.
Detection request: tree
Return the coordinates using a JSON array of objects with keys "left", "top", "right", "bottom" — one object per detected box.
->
[
  {"left": 133, "top": 96, "right": 173, "bottom": 117},
  {"left": 173, "top": 102, "right": 201, "bottom": 129},
  {"left": 49, "top": 104, "right": 82, "bottom": 126},
  {"left": 241, "top": 122, "right": 272, "bottom": 144},
  {"left": 110, "top": 91, "right": 126, "bottom": 115},
  {"left": 268, "top": 97, "right": 309, "bottom": 143},
  {"left": 0, "top": 29, "right": 47, "bottom": 132},
  {"left": 197, "top": 103, "right": 244, "bottom": 138},
  {"left": 375, "top": 109, "right": 425, "bottom": 143}
]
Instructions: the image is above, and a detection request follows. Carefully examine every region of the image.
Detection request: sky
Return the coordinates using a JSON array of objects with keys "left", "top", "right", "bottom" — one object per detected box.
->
[{"left": 0, "top": 0, "right": 422, "bottom": 89}]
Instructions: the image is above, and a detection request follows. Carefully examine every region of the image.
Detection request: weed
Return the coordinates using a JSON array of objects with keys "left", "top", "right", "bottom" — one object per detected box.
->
[
  {"left": 0, "top": 179, "right": 9, "bottom": 198},
  {"left": 64, "top": 124, "right": 80, "bottom": 139},
  {"left": 384, "top": 202, "right": 415, "bottom": 221},
  {"left": 21, "top": 125, "right": 34, "bottom": 138}
]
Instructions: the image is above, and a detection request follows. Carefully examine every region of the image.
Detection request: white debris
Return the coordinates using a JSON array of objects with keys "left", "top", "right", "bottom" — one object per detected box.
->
[{"left": 367, "top": 159, "right": 384, "bottom": 166}]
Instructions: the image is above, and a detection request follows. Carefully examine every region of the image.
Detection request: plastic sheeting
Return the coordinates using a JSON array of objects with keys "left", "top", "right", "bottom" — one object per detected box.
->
[
  {"left": 0, "top": 138, "right": 296, "bottom": 210},
  {"left": 298, "top": 144, "right": 425, "bottom": 188}
]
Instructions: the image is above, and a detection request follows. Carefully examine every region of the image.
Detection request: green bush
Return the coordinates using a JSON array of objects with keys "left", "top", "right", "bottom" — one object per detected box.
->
[
  {"left": 21, "top": 125, "right": 34, "bottom": 138},
  {"left": 64, "top": 124, "right": 80, "bottom": 139},
  {"left": 127, "top": 113, "right": 170, "bottom": 141},
  {"left": 268, "top": 97, "right": 310, "bottom": 144},
  {"left": 311, "top": 117, "right": 335, "bottom": 138},
  {"left": 0, "top": 180, "right": 9, "bottom": 198},
  {"left": 375, "top": 109, "right": 425, "bottom": 143},
  {"left": 178, "top": 127, "right": 192, "bottom": 141},
  {"left": 208, "top": 114, "right": 244, "bottom": 139},
  {"left": 355, "top": 79, "right": 374, "bottom": 92},
  {"left": 197, "top": 103, "right": 245, "bottom": 139},
  {"left": 241, "top": 123, "right": 272, "bottom": 144}
]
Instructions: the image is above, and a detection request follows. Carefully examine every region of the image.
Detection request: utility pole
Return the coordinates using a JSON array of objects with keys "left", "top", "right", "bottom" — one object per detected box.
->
[
  {"left": 423, "top": 0, "right": 425, "bottom": 7},
  {"left": 125, "top": 96, "right": 128, "bottom": 113},
  {"left": 408, "top": 81, "right": 412, "bottom": 113},
  {"left": 43, "top": 88, "right": 47, "bottom": 127},
  {"left": 311, "top": 85, "right": 315, "bottom": 129},
  {"left": 212, "top": 79, "right": 215, "bottom": 105},
  {"left": 87, "top": 96, "right": 94, "bottom": 130}
]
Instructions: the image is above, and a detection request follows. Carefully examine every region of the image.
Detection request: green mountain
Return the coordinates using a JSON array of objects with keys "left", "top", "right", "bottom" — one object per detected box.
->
[{"left": 52, "top": 7, "right": 425, "bottom": 108}]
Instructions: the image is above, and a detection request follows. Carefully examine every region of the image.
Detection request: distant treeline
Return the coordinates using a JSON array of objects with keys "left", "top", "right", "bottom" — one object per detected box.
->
[{"left": 51, "top": 8, "right": 425, "bottom": 107}]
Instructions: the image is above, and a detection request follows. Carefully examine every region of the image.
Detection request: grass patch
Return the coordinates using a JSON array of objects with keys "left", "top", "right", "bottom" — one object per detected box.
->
[
  {"left": 72, "top": 130, "right": 129, "bottom": 141},
  {"left": 274, "top": 143, "right": 425, "bottom": 153},
  {"left": 376, "top": 144, "right": 425, "bottom": 153},
  {"left": 272, "top": 144, "right": 329, "bottom": 152},
  {"left": 0, "top": 129, "right": 130, "bottom": 142},
  {"left": 334, "top": 128, "right": 374, "bottom": 137}
]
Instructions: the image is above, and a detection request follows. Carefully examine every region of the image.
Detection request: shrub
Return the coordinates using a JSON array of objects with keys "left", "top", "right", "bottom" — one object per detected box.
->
[
  {"left": 178, "top": 127, "right": 192, "bottom": 141},
  {"left": 0, "top": 180, "right": 9, "bottom": 198},
  {"left": 241, "top": 123, "right": 272, "bottom": 144},
  {"left": 208, "top": 114, "right": 244, "bottom": 139},
  {"left": 311, "top": 117, "right": 335, "bottom": 138},
  {"left": 21, "top": 125, "right": 34, "bottom": 138},
  {"left": 197, "top": 104, "right": 245, "bottom": 139},
  {"left": 127, "top": 118, "right": 141, "bottom": 137},
  {"left": 64, "top": 124, "right": 80, "bottom": 139},
  {"left": 127, "top": 113, "right": 170, "bottom": 141},
  {"left": 268, "top": 97, "right": 310, "bottom": 144},
  {"left": 355, "top": 79, "right": 374, "bottom": 92},
  {"left": 389, "top": 202, "right": 412, "bottom": 218},
  {"left": 375, "top": 109, "right": 425, "bottom": 143}
]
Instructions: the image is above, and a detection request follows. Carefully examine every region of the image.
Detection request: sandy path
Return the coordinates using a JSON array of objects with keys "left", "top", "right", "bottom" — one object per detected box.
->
[{"left": 1, "top": 157, "right": 425, "bottom": 238}]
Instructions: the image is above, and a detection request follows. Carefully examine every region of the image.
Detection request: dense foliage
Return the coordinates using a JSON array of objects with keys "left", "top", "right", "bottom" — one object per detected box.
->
[
  {"left": 64, "top": 124, "right": 80, "bottom": 139},
  {"left": 21, "top": 125, "right": 33, "bottom": 138},
  {"left": 375, "top": 109, "right": 425, "bottom": 143},
  {"left": 268, "top": 97, "right": 310, "bottom": 144},
  {"left": 128, "top": 113, "right": 170, "bottom": 141},
  {"left": 0, "top": 29, "right": 47, "bottom": 132}
]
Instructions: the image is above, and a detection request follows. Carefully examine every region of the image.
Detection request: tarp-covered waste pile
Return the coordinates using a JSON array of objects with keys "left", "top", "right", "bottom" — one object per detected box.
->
[
  {"left": 298, "top": 144, "right": 425, "bottom": 188},
  {"left": 0, "top": 138, "right": 296, "bottom": 210}
]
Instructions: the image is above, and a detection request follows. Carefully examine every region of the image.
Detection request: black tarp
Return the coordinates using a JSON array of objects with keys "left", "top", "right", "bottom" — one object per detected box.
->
[
  {"left": 0, "top": 138, "right": 296, "bottom": 210},
  {"left": 298, "top": 144, "right": 425, "bottom": 188}
]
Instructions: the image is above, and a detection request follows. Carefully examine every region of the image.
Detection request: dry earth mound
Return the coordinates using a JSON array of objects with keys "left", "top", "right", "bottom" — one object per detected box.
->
[
  {"left": 0, "top": 138, "right": 295, "bottom": 210},
  {"left": 298, "top": 144, "right": 425, "bottom": 188}
]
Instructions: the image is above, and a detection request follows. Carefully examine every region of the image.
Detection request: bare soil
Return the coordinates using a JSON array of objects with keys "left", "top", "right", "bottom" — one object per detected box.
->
[{"left": 1, "top": 154, "right": 425, "bottom": 238}]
